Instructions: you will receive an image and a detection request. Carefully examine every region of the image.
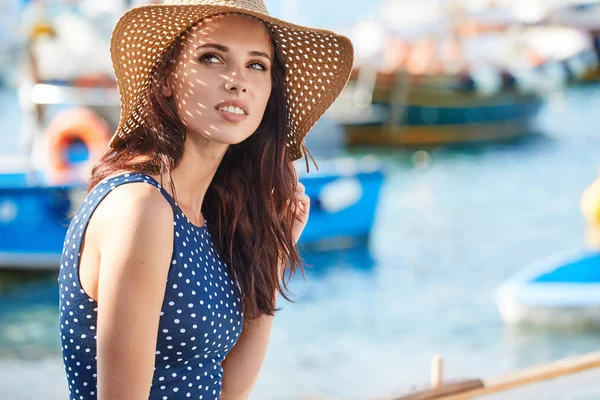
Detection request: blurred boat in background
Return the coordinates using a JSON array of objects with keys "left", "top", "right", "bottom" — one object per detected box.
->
[
  {"left": 296, "top": 157, "right": 384, "bottom": 250},
  {"left": 496, "top": 164, "right": 600, "bottom": 328},
  {"left": 548, "top": 0, "right": 600, "bottom": 81},
  {"left": 331, "top": 0, "right": 599, "bottom": 147},
  {"left": 0, "top": 155, "right": 385, "bottom": 269},
  {"left": 494, "top": 165, "right": 600, "bottom": 328},
  {"left": 495, "top": 250, "right": 600, "bottom": 328},
  {"left": 0, "top": 171, "right": 78, "bottom": 269}
]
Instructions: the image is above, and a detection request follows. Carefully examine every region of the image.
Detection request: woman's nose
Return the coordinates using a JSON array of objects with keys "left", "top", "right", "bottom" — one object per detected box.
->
[{"left": 224, "top": 71, "right": 248, "bottom": 94}]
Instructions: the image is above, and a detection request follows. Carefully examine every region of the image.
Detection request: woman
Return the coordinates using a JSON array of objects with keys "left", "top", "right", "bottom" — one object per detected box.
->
[{"left": 58, "top": 1, "right": 353, "bottom": 399}]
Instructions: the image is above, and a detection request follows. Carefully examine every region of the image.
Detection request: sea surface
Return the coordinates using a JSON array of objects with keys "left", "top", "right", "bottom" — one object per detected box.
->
[{"left": 1, "top": 84, "right": 600, "bottom": 400}]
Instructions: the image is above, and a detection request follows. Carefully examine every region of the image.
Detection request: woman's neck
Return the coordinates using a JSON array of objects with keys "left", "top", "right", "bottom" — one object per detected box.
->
[{"left": 158, "top": 134, "right": 228, "bottom": 225}]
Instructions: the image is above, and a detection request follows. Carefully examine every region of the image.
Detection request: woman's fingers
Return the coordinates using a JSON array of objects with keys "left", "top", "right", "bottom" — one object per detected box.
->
[
  {"left": 289, "top": 178, "right": 310, "bottom": 243},
  {"left": 294, "top": 192, "right": 310, "bottom": 221},
  {"left": 284, "top": 181, "right": 309, "bottom": 221}
]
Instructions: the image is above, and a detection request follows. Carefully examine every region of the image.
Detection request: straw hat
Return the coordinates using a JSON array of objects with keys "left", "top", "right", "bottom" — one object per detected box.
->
[{"left": 108, "top": 0, "right": 354, "bottom": 162}]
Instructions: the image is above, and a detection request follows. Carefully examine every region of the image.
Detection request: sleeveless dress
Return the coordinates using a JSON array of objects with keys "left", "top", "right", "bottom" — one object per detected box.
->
[{"left": 58, "top": 172, "right": 244, "bottom": 400}]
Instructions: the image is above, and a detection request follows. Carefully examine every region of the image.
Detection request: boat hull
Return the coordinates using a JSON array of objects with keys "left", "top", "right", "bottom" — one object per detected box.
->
[
  {"left": 345, "top": 91, "right": 542, "bottom": 146},
  {"left": 299, "top": 168, "right": 384, "bottom": 249},
  {"left": 0, "top": 173, "right": 78, "bottom": 270},
  {"left": 346, "top": 117, "right": 537, "bottom": 146},
  {"left": 0, "top": 162, "right": 384, "bottom": 269},
  {"left": 496, "top": 250, "right": 600, "bottom": 328}
]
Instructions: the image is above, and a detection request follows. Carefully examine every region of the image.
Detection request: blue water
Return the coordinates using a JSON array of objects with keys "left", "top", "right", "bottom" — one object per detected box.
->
[{"left": 2, "top": 85, "right": 600, "bottom": 399}]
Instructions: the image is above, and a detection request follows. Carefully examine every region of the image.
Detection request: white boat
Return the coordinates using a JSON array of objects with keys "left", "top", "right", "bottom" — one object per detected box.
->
[{"left": 495, "top": 249, "right": 600, "bottom": 328}]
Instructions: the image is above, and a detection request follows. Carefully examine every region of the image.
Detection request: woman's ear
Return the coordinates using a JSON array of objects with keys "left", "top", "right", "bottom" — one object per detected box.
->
[{"left": 160, "top": 76, "right": 173, "bottom": 97}]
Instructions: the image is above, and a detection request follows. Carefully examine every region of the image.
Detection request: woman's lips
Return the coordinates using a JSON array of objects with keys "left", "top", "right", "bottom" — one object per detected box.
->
[
  {"left": 216, "top": 109, "right": 248, "bottom": 123},
  {"left": 214, "top": 100, "right": 249, "bottom": 123}
]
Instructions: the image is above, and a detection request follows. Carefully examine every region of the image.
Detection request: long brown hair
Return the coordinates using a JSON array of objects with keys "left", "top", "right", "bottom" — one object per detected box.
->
[{"left": 89, "top": 21, "right": 303, "bottom": 319}]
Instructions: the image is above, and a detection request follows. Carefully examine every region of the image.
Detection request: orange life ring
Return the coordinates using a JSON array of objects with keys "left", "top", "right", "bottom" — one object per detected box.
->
[{"left": 45, "top": 107, "right": 111, "bottom": 182}]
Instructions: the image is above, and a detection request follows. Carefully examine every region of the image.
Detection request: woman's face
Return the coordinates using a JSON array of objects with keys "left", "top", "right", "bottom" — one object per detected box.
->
[{"left": 163, "top": 13, "right": 274, "bottom": 146}]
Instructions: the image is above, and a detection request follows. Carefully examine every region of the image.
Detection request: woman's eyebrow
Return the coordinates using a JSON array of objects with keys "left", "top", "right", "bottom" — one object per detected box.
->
[{"left": 196, "top": 43, "right": 272, "bottom": 61}]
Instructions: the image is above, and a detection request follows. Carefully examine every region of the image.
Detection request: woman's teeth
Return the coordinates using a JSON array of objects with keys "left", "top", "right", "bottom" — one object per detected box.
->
[{"left": 218, "top": 106, "right": 245, "bottom": 115}]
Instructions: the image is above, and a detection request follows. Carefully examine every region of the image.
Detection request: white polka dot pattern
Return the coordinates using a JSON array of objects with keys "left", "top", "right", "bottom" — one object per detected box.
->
[
  {"left": 108, "top": 0, "right": 354, "bottom": 161},
  {"left": 58, "top": 172, "right": 244, "bottom": 399}
]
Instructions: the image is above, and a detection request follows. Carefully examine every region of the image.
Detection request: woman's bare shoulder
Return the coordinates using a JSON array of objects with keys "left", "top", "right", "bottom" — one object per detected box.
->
[
  {"left": 87, "top": 181, "right": 175, "bottom": 256},
  {"left": 95, "top": 181, "right": 172, "bottom": 223}
]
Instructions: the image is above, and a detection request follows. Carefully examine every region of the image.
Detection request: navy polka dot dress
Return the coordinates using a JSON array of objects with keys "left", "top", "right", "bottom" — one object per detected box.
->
[{"left": 58, "top": 172, "right": 244, "bottom": 399}]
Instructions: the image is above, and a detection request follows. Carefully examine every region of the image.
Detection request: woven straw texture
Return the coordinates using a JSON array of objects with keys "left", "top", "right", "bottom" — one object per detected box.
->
[{"left": 109, "top": 0, "right": 354, "bottom": 161}]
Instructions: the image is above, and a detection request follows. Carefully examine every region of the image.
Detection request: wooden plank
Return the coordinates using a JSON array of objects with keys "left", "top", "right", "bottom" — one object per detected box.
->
[
  {"left": 440, "top": 351, "right": 600, "bottom": 400},
  {"left": 394, "top": 380, "right": 485, "bottom": 400},
  {"left": 390, "top": 352, "right": 600, "bottom": 400}
]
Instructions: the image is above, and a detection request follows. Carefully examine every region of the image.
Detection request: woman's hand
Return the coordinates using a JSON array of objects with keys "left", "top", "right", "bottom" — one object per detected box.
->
[{"left": 291, "top": 180, "right": 310, "bottom": 244}]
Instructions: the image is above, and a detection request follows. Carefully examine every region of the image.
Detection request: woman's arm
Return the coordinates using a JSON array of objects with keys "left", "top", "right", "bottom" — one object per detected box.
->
[
  {"left": 220, "top": 290, "right": 278, "bottom": 400},
  {"left": 91, "top": 184, "right": 174, "bottom": 400},
  {"left": 220, "top": 178, "right": 310, "bottom": 399}
]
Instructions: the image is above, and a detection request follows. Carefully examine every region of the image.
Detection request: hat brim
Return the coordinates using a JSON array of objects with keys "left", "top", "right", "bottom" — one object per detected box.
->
[{"left": 109, "top": 4, "right": 354, "bottom": 161}]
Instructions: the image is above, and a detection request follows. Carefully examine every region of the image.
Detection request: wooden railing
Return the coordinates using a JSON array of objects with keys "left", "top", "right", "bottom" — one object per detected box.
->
[{"left": 392, "top": 351, "right": 600, "bottom": 400}]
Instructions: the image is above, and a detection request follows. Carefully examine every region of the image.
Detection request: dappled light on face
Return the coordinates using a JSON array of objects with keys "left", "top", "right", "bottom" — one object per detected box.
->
[{"left": 164, "top": 13, "right": 273, "bottom": 144}]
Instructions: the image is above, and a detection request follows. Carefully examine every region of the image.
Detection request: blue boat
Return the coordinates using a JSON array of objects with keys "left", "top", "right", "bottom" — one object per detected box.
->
[
  {"left": 0, "top": 157, "right": 384, "bottom": 269},
  {"left": 0, "top": 171, "right": 75, "bottom": 269},
  {"left": 297, "top": 158, "right": 384, "bottom": 250},
  {"left": 495, "top": 249, "right": 600, "bottom": 328}
]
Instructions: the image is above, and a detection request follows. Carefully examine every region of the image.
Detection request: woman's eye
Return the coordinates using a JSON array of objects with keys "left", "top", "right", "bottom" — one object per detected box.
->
[
  {"left": 249, "top": 62, "right": 267, "bottom": 71},
  {"left": 199, "top": 54, "right": 267, "bottom": 71},
  {"left": 199, "top": 53, "right": 221, "bottom": 64}
]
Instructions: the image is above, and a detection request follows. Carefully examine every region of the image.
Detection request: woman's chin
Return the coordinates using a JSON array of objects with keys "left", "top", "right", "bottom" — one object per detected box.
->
[
  {"left": 192, "top": 129, "right": 254, "bottom": 147},
  {"left": 213, "top": 131, "right": 255, "bottom": 146}
]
